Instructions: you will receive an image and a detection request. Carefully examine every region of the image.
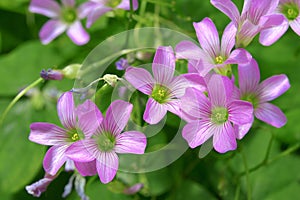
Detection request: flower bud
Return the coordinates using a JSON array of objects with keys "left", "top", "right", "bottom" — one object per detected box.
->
[
  {"left": 62, "top": 64, "right": 81, "bottom": 79},
  {"left": 40, "top": 69, "right": 63, "bottom": 80}
]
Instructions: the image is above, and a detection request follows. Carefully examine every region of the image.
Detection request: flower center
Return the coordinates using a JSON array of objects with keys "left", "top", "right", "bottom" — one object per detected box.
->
[
  {"left": 97, "top": 132, "right": 116, "bottom": 152},
  {"left": 61, "top": 7, "right": 77, "bottom": 24},
  {"left": 215, "top": 56, "right": 224, "bottom": 64},
  {"left": 281, "top": 3, "right": 299, "bottom": 20},
  {"left": 241, "top": 93, "right": 260, "bottom": 109},
  {"left": 106, "top": 0, "right": 122, "bottom": 8},
  {"left": 211, "top": 107, "right": 228, "bottom": 124},
  {"left": 151, "top": 84, "right": 170, "bottom": 104},
  {"left": 67, "top": 129, "right": 83, "bottom": 142}
]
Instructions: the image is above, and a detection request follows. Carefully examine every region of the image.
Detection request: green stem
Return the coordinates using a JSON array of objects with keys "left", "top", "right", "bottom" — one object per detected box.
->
[
  {"left": 0, "top": 77, "right": 43, "bottom": 127},
  {"left": 240, "top": 150, "right": 252, "bottom": 200},
  {"left": 238, "top": 133, "right": 274, "bottom": 177},
  {"left": 234, "top": 182, "right": 241, "bottom": 200}
]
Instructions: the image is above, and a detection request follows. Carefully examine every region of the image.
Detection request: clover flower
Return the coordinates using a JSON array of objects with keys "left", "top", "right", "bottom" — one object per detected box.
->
[
  {"left": 237, "top": 58, "right": 290, "bottom": 130},
  {"left": 65, "top": 100, "right": 147, "bottom": 184},
  {"left": 260, "top": 0, "right": 300, "bottom": 45},
  {"left": 80, "top": 0, "right": 139, "bottom": 28},
  {"left": 181, "top": 74, "right": 253, "bottom": 153},
  {"left": 125, "top": 46, "right": 204, "bottom": 124},
  {"left": 29, "top": 0, "right": 90, "bottom": 45},
  {"left": 29, "top": 92, "right": 102, "bottom": 175},
  {"left": 211, "top": 0, "right": 285, "bottom": 47},
  {"left": 176, "top": 17, "right": 251, "bottom": 76}
]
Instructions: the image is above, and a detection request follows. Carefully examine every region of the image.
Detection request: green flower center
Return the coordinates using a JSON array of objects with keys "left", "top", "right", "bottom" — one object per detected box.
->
[
  {"left": 97, "top": 132, "right": 116, "bottom": 152},
  {"left": 61, "top": 7, "right": 77, "bottom": 23},
  {"left": 151, "top": 84, "right": 170, "bottom": 104},
  {"left": 215, "top": 56, "right": 224, "bottom": 64},
  {"left": 281, "top": 3, "right": 299, "bottom": 20},
  {"left": 211, "top": 107, "right": 228, "bottom": 124},
  {"left": 106, "top": 0, "right": 122, "bottom": 8},
  {"left": 67, "top": 129, "right": 84, "bottom": 142},
  {"left": 241, "top": 93, "right": 260, "bottom": 109}
]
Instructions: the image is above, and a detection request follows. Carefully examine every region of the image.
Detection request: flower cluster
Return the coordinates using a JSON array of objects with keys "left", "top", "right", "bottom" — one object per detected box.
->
[
  {"left": 29, "top": 0, "right": 138, "bottom": 45},
  {"left": 26, "top": 0, "right": 295, "bottom": 199}
]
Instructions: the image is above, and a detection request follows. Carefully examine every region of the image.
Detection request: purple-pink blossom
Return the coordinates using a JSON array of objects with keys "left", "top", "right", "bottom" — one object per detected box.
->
[
  {"left": 260, "top": 0, "right": 300, "bottom": 46},
  {"left": 211, "top": 0, "right": 285, "bottom": 47},
  {"left": 29, "top": 92, "right": 102, "bottom": 176},
  {"left": 80, "top": 0, "right": 139, "bottom": 28},
  {"left": 176, "top": 17, "right": 252, "bottom": 76},
  {"left": 29, "top": 0, "right": 90, "bottom": 45},
  {"left": 237, "top": 58, "right": 290, "bottom": 131},
  {"left": 181, "top": 74, "right": 253, "bottom": 153},
  {"left": 125, "top": 46, "right": 205, "bottom": 124},
  {"left": 65, "top": 100, "right": 147, "bottom": 184}
]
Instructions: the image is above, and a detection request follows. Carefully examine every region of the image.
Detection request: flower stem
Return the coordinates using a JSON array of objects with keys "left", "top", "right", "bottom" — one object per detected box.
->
[
  {"left": 0, "top": 77, "right": 43, "bottom": 127},
  {"left": 240, "top": 150, "right": 252, "bottom": 200}
]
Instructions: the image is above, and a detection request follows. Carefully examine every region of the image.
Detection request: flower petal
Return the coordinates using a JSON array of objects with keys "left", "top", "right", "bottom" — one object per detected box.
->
[
  {"left": 39, "top": 20, "right": 67, "bottom": 45},
  {"left": 175, "top": 40, "right": 207, "bottom": 60},
  {"left": 43, "top": 145, "right": 68, "bottom": 175},
  {"left": 65, "top": 140, "right": 97, "bottom": 162},
  {"left": 221, "top": 22, "right": 237, "bottom": 56},
  {"left": 228, "top": 100, "right": 253, "bottom": 125},
  {"left": 143, "top": 98, "right": 167, "bottom": 124},
  {"left": 193, "top": 18, "right": 220, "bottom": 58},
  {"left": 26, "top": 174, "right": 56, "bottom": 197},
  {"left": 259, "top": 19, "right": 289, "bottom": 46},
  {"left": 207, "top": 74, "right": 233, "bottom": 107},
  {"left": 66, "top": 21, "right": 90, "bottom": 45},
  {"left": 99, "top": 100, "right": 133, "bottom": 135},
  {"left": 164, "top": 99, "right": 196, "bottom": 122},
  {"left": 29, "top": 122, "right": 67, "bottom": 145},
  {"left": 152, "top": 46, "right": 176, "bottom": 84},
  {"left": 258, "top": 74, "right": 290, "bottom": 102},
  {"left": 115, "top": 131, "right": 147, "bottom": 154},
  {"left": 74, "top": 160, "right": 97, "bottom": 176},
  {"left": 234, "top": 120, "right": 253, "bottom": 140},
  {"left": 29, "top": 0, "right": 60, "bottom": 18},
  {"left": 125, "top": 67, "right": 154, "bottom": 95},
  {"left": 96, "top": 152, "right": 119, "bottom": 184},
  {"left": 57, "top": 91, "right": 76, "bottom": 129},
  {"left": 86, "top": 5, "right": 112, "bottom": 28},
  {"left": 224, "top": 48, "right": 252, "bottom": 65},
  {"left": 237, "top": 19, "right": 260, "bottom": 47},
  {"left": 255, "top": 103, "right": 287, "bottom": 128},
  {"left": 290, "top": 16, "right": 300, "bottom": 36},
  {"left": 238, "top": 58, "right": 260, "bottom": 95},
  {"left": 210, "top": 0, "right": 240, "bottom": 26},
  {"left": 181, "top": 87, "right": 211, "bottom": 119},
  {"left": 213, "top": 122, "right": 237, "bottom": 153},
  {"left": 77, "top": 100, "right": 103, "bottom": 138},
  {"left": 182, "top": 119, "right": 214, "bottom": 148},
  {"left": 62, "top": 0, "right": 75, "bottom": 7},
  {"left": 117, "top": 0, "right": 139, "bottom": 10}
]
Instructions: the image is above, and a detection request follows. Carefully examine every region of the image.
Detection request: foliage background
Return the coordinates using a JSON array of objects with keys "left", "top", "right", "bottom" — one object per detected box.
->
[{"left": 0, "top": 0, "right": 300, "bottom": 199}]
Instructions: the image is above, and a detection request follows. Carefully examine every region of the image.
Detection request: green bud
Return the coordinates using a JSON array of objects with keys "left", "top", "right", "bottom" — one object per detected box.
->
[{"left": 62, "top": 64, "right": 81, "bottom": 79}]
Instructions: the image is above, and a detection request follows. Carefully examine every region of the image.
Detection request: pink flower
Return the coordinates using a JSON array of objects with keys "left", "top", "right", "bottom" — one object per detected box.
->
[
  {"left": 65, "top": 100, "right": 147, "bottom": 184},
  {"left": 211, "top": 0, "right": 285, "bottom": 47},
  {"left": 181, "top": 74, "right": 253, "bottom": 153},
  {"left": 237, "top": 58, "right": 290, "bottom": 132},
  {"left": 80, "top": 0, "right": 139, "bottom": 28},
  {"left": 25, "top": 174, "right": 56, "bottom": 197},
  {"left": 125, "top": 46, "right": 205, "bottom": 124},
  {"left": 29, "top": 0, "right": 90, "bottom": 45},
  {"left": 176, "top": 17, "right": 251, "bottom": 76},
  {"left": 29, "top": 92, "right": 102, "bottom": 176},
  {"left": 260, "top": 0, "right": 300, "bottom": 45}
]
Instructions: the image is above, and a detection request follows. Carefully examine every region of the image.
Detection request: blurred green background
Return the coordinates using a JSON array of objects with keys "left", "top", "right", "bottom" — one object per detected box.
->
[{"left": 0, "top": 0, "right": 300, "bottom": 199}]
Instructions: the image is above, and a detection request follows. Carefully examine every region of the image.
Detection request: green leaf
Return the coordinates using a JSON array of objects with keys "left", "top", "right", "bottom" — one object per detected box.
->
[
  {"left": 167, "top": 180, "right": 217, "bottom": 200},
  {"left": 0, "top": 100, "right": 59, "bottom": 193},
  {"left": 0, "top": 41, "right": 78, "bottom": 96}
]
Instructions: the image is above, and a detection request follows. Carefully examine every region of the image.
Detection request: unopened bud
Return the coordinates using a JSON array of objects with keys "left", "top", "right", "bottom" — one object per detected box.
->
[
  {"left": 40, "top": 69, "right": 63, "bottom": 80},
  {"left": 103, "top": 74, "right": 119, "bottom": 87},
  {"left": 62, "top": 64, "right": 81, "bottom": 79}
]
